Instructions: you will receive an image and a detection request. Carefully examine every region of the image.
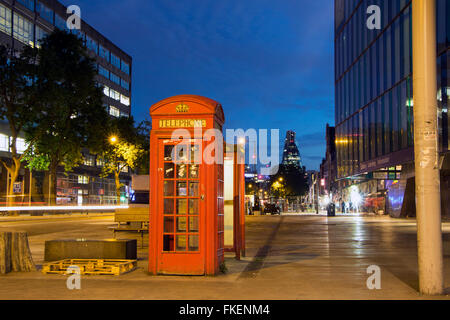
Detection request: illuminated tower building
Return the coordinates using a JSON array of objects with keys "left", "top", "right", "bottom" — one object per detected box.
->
[{"left": 282, "top": 131, "right": 302, "bottom": 168}]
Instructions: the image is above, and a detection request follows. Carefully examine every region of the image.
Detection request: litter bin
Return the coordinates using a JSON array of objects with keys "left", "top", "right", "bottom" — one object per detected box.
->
[{"left": 327, "top": 203, "right": 336, "bottom": 217}]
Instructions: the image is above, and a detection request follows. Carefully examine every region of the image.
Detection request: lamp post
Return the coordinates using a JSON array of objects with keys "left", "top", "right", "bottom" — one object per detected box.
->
[{"left": 412, "top": 0, "right": 443, "bottom": 295}]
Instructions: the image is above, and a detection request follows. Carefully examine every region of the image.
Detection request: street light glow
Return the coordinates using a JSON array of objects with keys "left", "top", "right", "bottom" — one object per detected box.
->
[{"left": 110, "top": 136, "right": 118, "bottom": 144}]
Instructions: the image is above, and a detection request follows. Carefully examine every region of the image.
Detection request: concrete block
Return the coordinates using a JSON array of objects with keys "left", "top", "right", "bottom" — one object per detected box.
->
[{"left": 44, "top": 239, "right": 137, "bottom": 262}]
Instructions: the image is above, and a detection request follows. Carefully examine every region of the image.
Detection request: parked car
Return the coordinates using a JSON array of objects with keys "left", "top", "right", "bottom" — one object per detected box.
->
[{"left": 264, "top": 204, "right": 281, "bottom": 215}]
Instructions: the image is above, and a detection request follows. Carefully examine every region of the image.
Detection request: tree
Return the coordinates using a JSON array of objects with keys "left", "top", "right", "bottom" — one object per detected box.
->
[
  {"left": 99, "top": 116, "right": 144, "bottom": 202},
  {"left": 0, "top": 45, "right": 39, "bottom": 207},
  {"left": 269, "top": 163, "right": 308, "bottom": 199},
  {"left": 135, "top": 118, "right": 151, "bottom": 175},
  {"left": 24, "top": 30, "right": 107, "bottom": 204}
]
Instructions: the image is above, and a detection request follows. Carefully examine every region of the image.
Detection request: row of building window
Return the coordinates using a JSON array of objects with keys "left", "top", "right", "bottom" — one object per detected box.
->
[
  {"left": 98, "top": 64, "right": 129, "bottom": 90},
  {"left": 0, "top": 134, "right": 28, "bottom": 153},
  {"left": 0, "top": 4, "right": 48, "bottom": 47},
  {"left": 336, "top": 5, "right": 412, "bottom": 124},
  {"left": 335, "top": 0, "right": 411, "bottom": 78},
  {"left": 85, "top": 34, "right": 129, "bottom": 74},
  {"left": 1, "top": 2, "right": 131, "bottom": 76},
  {"left": 82, "top": 154, "right": 128, "bottom": 172},
  {"left": 336, "top": 0, "right": 449, "bottom": 80},
  {"left": 108, "top": 105, "right": 129, "bottom": 118},
  {"left": 336, "top": 77, "right": 413, "bottom": 178},
  {"left": 103, "top": 85, "right": 130, "bottom": 106}
]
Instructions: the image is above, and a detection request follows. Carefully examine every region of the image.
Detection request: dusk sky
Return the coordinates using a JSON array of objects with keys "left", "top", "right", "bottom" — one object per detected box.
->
[{"left": 62, "top": 0, "right": 335, "bottom": 171}]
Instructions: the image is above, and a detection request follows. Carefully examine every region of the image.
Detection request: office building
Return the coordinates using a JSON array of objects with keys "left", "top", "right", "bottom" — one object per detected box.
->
[
  {"left": 0, "top": 0, "right": 132, "bottom": 204},
  {"left": 334, "top": 0, "right": 449, "bottom": 216}
]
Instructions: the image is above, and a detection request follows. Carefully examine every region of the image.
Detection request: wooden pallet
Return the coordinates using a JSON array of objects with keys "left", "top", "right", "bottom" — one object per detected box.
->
[{"left": 42, "top": 259, "right": 137, "bottom": 276}]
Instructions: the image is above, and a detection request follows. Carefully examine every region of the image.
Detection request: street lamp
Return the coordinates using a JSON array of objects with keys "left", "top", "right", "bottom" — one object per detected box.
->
[
  {"left": 279, "top": 177, "right": 284, "bottom": 182},
  {"left": 109, "top": 136, "right": 118, "bottom": 144}
]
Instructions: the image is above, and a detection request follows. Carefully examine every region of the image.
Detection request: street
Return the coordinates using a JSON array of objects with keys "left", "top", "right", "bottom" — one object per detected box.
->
[{"left": 0, "top": 214, "right": 450, "bottom": 300}]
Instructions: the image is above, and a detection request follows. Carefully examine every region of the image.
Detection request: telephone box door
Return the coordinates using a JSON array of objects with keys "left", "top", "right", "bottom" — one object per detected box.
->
[{"left": 157, "top": 139, "right": 205, "bottom": 275}]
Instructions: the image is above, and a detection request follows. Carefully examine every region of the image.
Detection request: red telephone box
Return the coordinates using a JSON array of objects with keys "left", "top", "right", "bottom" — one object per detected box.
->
[{"left": 148, "top": 95, "right": 225, "bottom": 275}]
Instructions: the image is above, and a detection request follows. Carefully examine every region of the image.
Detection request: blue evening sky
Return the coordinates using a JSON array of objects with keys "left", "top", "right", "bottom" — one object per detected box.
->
[{"left": 62, "top": 0, "right": 335, "bottom": 171}]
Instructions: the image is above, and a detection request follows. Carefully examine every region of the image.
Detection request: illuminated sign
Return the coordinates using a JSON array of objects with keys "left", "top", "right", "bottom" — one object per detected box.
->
[{"left": 159, "top": 119, "right": 206, "bottom": 128}]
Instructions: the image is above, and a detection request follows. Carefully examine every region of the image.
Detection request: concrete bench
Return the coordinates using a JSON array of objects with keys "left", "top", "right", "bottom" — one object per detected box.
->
[{"left": 44, "top": 239, "right": 137, "bottom": 262}]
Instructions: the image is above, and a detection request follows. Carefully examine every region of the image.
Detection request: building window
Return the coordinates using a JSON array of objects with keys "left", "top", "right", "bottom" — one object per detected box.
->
[
  {"left": 120, "top": 111, "right": 129, "bottom": 118},
  {"left": 0, "top": 134, "right": 9, "bottom": 152},
  {"left": 37, "top": 1, "right": 53, "bottom": 24},
  {"left": 120, "top": 94, "right": 130, "bottom": 106},
  {"left": 98, "top": 65, "right": 109, "bottom": 79},
  {"left": 96, "top": 157, "right": 104, "bottom": 167},
  {"left": 109, "top": 106, "right": 120, "bottom": 117},
  {"left": 103, "top": 85, "right": 110, "bottom": 97},
  {"left": 78, "top": 175, "right": 89, "bottom": 184},
  {"left": 83, "top": 154, "right": 95, "bottom": 166},
  {"left": 109, "top": 88, "right": 120, "bottom": 101},
  {"left": 121, "top": 61, "right": 129, "bottom": 75},
  {"left": 17, "top": 0, "right": 35, "bottom": 11},
  {"left": 54, "top": 14, "right": 67, "bottom": 30},
  {"left": 121, "top": 79, "right": 129, "bottom": 91},
  {"left": 13, "top": 13, "right": 33, "bottom": 46},
  {"left": 86, "top": 35, "right": 98, "bottom": 54},
  {"left": 99, "top": 45, "right": 110, "bottom": 62},
  {"left": 0, "top": 4, "right": 12, "bottom": 36},
  {"left": 110, "top": 72, "right": 120, "bottom": 85},
  {"left": 71, "top": 29, "right": 84, "bottom": 41},
  {"left": 111, "top": 53, "right": 120, "bottom": 69},
  {"left": 35, "top": 25, "right": 47, "bottom": 48},
  {"left": 11, "top": 137, "right": 27, "bottom": 154}
]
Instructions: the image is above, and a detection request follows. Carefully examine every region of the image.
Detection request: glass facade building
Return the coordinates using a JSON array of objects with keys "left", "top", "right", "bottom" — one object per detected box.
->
[
  {"left": 0, "top": 0, "right": 133, "bottom": 204},
  {"left": 335, "top": 0, "right": 449, "bottom": 216}
]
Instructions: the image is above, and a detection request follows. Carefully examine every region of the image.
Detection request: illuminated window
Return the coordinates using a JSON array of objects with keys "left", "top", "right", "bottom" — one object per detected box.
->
[
  {"left": 35, "top": 25, "right": 47, "bottom": 48},
  {"left": 0, "top": 4, "right": 11, "bottom": 36},
  {"left": 120, "top": 94, "right": 130, "bottom": 106},
  {"left": 12, "top": 137, "right": 27, "bottom": 154},
  {"left": 96, "top": 157, "right": 104, "bottom": 167},
  {"left": 0, "top": 134, "right": 9, "bottom": 152},
  {"left": 109, "top": 89, "right": 120, "bottom": 101},
  {"left": 109, "top": 106, "right": 120, "bottom": 117},
  {"left": 78, "top": 175, "right": 89, "bottom": 184},
  {"left": 83, "top": 154, "right": 95, "bottom": 166},
  {"left": 13, "top": 13, "right": 33, "bottom": 46},
  {"left": 103, "top": 85, "right": 110, "bottom": 97}
]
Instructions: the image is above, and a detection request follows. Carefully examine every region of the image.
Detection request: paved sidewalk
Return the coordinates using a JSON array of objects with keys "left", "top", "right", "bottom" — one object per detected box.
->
[{"left": 1, "top": 215, "right": 450, "bottom": 299}]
